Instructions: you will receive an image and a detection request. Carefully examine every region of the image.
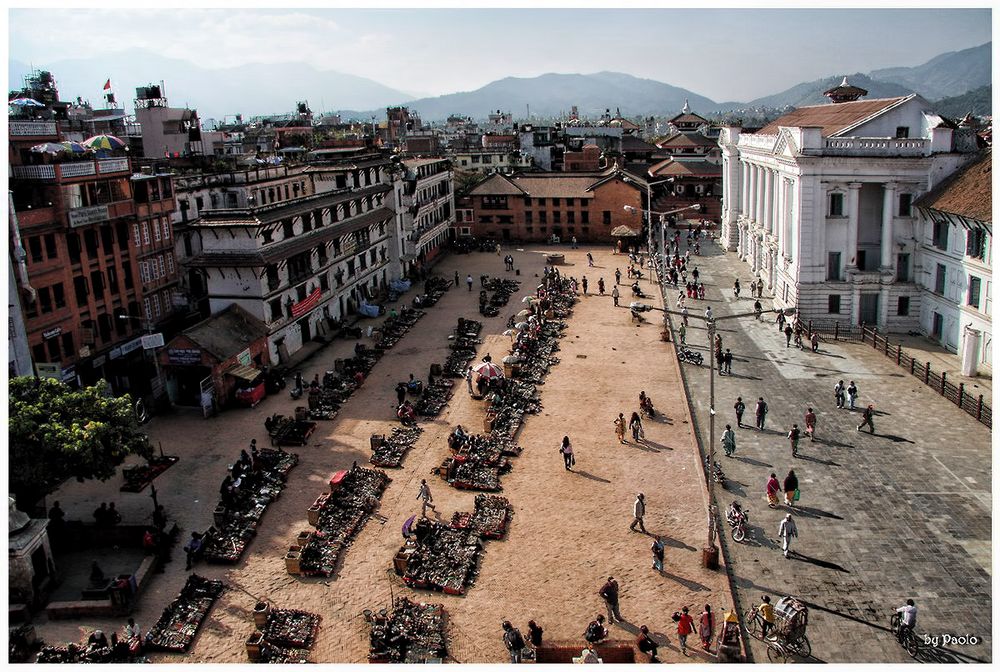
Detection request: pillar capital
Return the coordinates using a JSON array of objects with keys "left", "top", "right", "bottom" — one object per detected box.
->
[{"left": 847, "top": 182, "right": 863, "bottom": 190}]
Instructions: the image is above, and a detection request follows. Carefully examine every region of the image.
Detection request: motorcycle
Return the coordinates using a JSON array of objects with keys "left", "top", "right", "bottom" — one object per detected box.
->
[
  {"left": 726, "top": 501, "right": 749, "bottom": 542},
  {"left": 631, "top": 283, "right": 645, "bottom": 298},
  {"left": 677, "top": 347, "right": 704, "bottom": 365},
  {"left": 705, "top": 455, "right": 726, "bottom": 487},
  {"left": 397, "top": 403, "right": 417, "bottom": 427}
]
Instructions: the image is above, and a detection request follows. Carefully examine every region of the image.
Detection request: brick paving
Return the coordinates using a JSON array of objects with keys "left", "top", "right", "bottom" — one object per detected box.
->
[
  {"left": 32, "top": 245, "right": 734, "bottom": 663},
  {"left": 664, "top": 240, "right": 993, "bottom": 663}
]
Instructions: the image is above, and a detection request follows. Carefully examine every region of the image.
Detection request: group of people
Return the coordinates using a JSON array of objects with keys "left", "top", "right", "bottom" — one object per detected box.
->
[{"left": 92, "top": 502, "right": 122, "bottom": 527}]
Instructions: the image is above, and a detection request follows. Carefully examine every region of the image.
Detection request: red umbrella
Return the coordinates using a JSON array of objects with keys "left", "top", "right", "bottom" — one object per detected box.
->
[{"left": 472, "top": 361, "right": 504, "bottom": 380}]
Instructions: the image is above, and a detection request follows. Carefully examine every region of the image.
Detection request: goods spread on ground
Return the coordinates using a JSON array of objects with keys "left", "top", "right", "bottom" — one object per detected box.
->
[
  {"left": 120, "top": 454, "right": 180, "bottom": 492},
  {"left": 265, "top": 414, "right": 317, "bottom": 446},
  {"left": 287, "top": 465, "right": 391, "bottom": 577},
  {"left": 438, "top": 432, "right": 518, "bottom": 492},
  {"left": 414, "top": 377, "right": 455, "bottom": 416},
  {"left": 367, "top": 597, "right": 448, "bottom": 663},
  {"left": 393, "top": 495, "right": 513, "bottom": 595},
  {"left": 373, "top": 308, "right": 426, "bottom": 351},
  {"left": 247, "top": 607, "right": 322, "bottom": 663},
  {"left": 201, "top": 448, "right": 298, "bottom": 564},
  {"left": 412, "top": 276, "right": 451, "bottom": 308},
  {"left": 444, "top": 318, "right": 484, "bottom": 377},
  {"left": 370, "top": 426, "right": 424, "bottom": 468},
  {"left": 145, "top": 575, "right": 224, "bottom": 652}
]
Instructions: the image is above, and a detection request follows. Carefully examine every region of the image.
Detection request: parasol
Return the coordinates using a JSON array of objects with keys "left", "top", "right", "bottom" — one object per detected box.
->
[
  {"left": 521, "top": 296, "right": 535, "bottom": 304},
  {"left": 9, "top": 97, "right": 44, "bottom": 107},
  {"left": 502, "top": 329, "right": 516, "bottom": 338},
  {"left": 472, "top": 361, "right": 504, "bottom": 380},
  {"left": 82, "top": 134, "right": 127, "bottom": 151},
  {"left": 515, "top": 322, "right": 530, "bottom": 331},
  {"left": 611, "top": 225, "right": 640, "bottom": 237},
  {"left": 402, "top": 514, "right": 416, "bottom": 537},
  {"left": 516, "top": 309, "right": 531, "bottom": 318},
  {"left": 30, "top": 142, "right": 68, "bottom": 155},
  {"left": 60, "top": 140, "right": 89, "bottom": 154}
]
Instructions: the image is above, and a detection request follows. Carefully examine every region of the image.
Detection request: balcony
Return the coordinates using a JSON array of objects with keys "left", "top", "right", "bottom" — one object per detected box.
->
[
  {"left": 9, "top": 121, "right": 58, "bottom": 137},
  {"left": 98, "top": 158, "right": 131, "bottom": 174},
  {"left": 819, "top": 137, "right": 929, "bottom": 157}
]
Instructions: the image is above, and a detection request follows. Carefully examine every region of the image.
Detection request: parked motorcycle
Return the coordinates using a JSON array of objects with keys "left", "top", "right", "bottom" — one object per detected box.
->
[
  {"left": 705, "top": 455, "right": 726, "bottom": 487},
  {"left": 677, "top": 347, "right": 704, "bottom": 365},
  {"left": 726, "top": 501, "right": 749, "bottom": 542}
]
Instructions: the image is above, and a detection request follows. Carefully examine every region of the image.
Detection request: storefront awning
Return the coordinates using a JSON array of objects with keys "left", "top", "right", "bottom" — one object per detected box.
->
[{"left": 226, "top": 364, "right": 262, "bottom": 382}]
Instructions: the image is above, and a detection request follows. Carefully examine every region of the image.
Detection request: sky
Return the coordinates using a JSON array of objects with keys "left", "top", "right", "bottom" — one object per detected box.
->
[{"left": 7, "top": 6, "right": 992, "bottom": 102}]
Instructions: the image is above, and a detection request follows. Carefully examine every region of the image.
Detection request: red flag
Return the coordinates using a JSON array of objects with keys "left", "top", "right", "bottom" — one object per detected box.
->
[{"left": 103, "top": 79, "right": 111, "bottom": 90}]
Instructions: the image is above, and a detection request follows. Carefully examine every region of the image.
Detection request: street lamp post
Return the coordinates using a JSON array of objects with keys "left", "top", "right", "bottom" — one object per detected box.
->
[{"left": 623, "top": 202, "right": 702, "bottom": 294}]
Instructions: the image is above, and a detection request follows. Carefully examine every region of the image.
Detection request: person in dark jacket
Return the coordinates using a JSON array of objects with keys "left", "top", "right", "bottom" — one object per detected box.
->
[
  {"left": 783, "top": 469, "right": 799, "bottom": 507},
  {"left": 527, "top": 620, "right": 543, "bottom": 648},
  {"left": 636, "top": 625, "right": 659, "bottom": 662}
]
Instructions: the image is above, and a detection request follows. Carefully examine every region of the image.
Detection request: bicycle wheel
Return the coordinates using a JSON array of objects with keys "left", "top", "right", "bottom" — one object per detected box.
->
[
  {"left": 904, "top": 632, "right": 920, "bottom": 658},
  {"left": 889, "top": 613, "right": 900, "bottom": 636},
  {"left": 767, "top": 644, "right": 788, "bottom": 663},
  {"left": 732, "top": 526, "right": 746, "bottom": 543},
  {"left": 743, "top": 610, "right": 760, "bottom": 637},
  {"left": 796, "top": 636, "right": 811, "bottom": 658}
]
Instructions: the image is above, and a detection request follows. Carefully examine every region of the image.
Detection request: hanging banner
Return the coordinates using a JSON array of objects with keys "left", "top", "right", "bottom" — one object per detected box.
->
[{"left": 291, "top": 287, "right": 321, "bottom": 318}]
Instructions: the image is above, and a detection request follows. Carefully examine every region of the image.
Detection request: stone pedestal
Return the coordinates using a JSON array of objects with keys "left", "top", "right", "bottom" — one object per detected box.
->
[{"left": 9, "top": 519, "right": 54, "bottom": 607}]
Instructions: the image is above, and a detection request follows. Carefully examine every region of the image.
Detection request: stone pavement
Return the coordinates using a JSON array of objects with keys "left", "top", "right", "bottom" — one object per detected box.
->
[
  {"left": 32, "top": 245, "right": 733, "bottom": 663},
  {"left": 663, "top": 240, "right": 993, "bottom": 663}
]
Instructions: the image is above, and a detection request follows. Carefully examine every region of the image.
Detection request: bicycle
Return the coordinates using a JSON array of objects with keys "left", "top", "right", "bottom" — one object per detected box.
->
[
  {"left": 765, "top": 635, "right": 811, "bottom": 662},
  {"left": 742, "top": 605, "right": 763, "bottom": 638},
  {"left": 890, "top": 612, "right": 920, "bottom": 658}
]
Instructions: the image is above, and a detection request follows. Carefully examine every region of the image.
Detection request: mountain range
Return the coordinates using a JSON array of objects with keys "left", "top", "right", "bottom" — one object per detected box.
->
[{"left": 9, "top": 42, "right": 990, "bottom": 122}]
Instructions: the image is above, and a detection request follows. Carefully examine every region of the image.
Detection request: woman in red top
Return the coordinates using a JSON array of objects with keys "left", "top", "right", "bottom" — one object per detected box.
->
[
  {"left": 676, "top": 606, "right": 695, "bottom": 655},
  {"left": 766, "top": 473, "right": 781, "bottom": 508},
  {"left": 699, "top": 604, "right": 715, "bottom": 651}
]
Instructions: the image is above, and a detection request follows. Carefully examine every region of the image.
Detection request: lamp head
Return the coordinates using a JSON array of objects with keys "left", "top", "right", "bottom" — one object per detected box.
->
[
  {"left": 692, "top": 204, "right": 702, "bottom": 211},
  {"left": 623, "top": 205, "right": 636, "bottom": 213}
]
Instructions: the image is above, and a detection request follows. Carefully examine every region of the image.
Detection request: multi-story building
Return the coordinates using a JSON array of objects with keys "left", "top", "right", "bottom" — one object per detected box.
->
[
  {"left": 8, "top": 197, "right": 34, "bottom": 378},
  {"left": 914, "top": 151, "right": 992, "bottom": 371},
  {"left": 718, "top": 80, "right": 980, "bottom": 329},
  {"left": 131, "top": 170, "right": 183, "bottom": 338},
  {"left": 134, "top": 84, "right": 219, "bottom": 158},
  {"left": 466, "top": 167, "right": 644, "bottom": 242},
  {"left": 647, "top": 103, "right": 723, "bottom": 223},
  {"left": 451, "top": 148, "right": 532, "bottom": 175},
  {"left": 397, "top": 158, "right": 456, "bottom": 271},
  {"left": 184, "top": 153, "right": 397, "bottom": 364}
]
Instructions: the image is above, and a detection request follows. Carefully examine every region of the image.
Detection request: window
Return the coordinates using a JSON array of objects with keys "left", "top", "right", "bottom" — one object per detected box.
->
[
  {"left": 461, "top": 159, "right": 467, "bottom": 166},
  {"left": 897, "top": 296, "right": 910, "bottom": 316},
  {"left": 524, "top": 197, "right": 532, "bottom": 206},
  {"left": 261, "top": 228, "right": 273, "bottom": 244},
  {"left": 896, "top": 253, "right": 910, "bottom": 282},
  {"left": 966, "top": 229, "right": 986, "bottom": 260},
  {"left": 828, "top": 295, "right": 841, "bottom": 314},
  {"left": 100, "top": 225, "right": 114, "bottom": 254},
  {"left": 539, "top": 211, "right": 547, "bottom": 224},
  {"left": 123, "top": 263, "right": 134, "bottom": 289},
  {"left": 537, "top": 198, "right": 546, "bottom": 206},
  {"left": 525, "top": 211, "right": 533, "bottom": 224},
  {"left": 567, "top": 211, "right": 575, "bottom": 224},
  {"left": 52, "top": 282, "right": 65, "bottom": 308},
  {"left": 282, "top": 220, "right": 294, "bottom": 239},
  {"left": 319, "top": 273, "right": 329, "bottom": 292},
  {"left": 74, "top": 275, "right": 88, "bottom": 304},
  {"left": 581, "top": 211, "right": 589, "bottom": 224},
  {"left": 479, "top": 215, "right": 494, "bottom": 224},
  {"left": 153, "top": 220, "right": 161, "bottom": 241},
  {"left": 552, "top": 198, "right": 561, "bottom": 207},
  {"left": 28, "top": 236, "right": 43, "bottom": 263},
  {"left": 158, "top": 255, "right": 166, "bottom": 278},
  {"left": 898, "top": 193, "right": 912, "bottom": 217},
  {"left": 603, "top": 211, "right": 611, "bottom": 225},
  {"left": 107, "top": 267, "right": 119, "bottom": 293},
  {"left": 932, "top": 221, "right": 949, "bottom": 250},
  {"left": 166, "top": 253, "right": 175, "bottom": 275},
  {"left": 133, "top": 223, "right": 140, "bottom": 244},
  {"left": 141, "top": 222, "right": 150, "bottom": 245},
  {"left": 143, "top": 298, "right": 152, "bottom": 321},
  {"left": 33, "top": 344, "right": 47, "bottom": 364},
  {"left": 935, "top": 264, "right": 946, "bottom": 294},
  {"left": 829, "top": 192, "right": 844, "bottom": 217},
  {"left": 553, "top": 211, "right": 561, "bottom": 224},
  {"left": 38, "top": 287, "right": 52, "bottom": 313},
  {"left": 471, "top": 155, "right": 480, "bottom": 163},
  {"left": 66, "top": 232, "right": 81, "bottom": 263},
  {"left": 44, "top": 233, "right": 57, "bottom": 259},
  {"left": 968, "top": 275, "right": 982, "bottom": 308},
  {"left": 566, "top": 198, "right": 575, "bottom": 206},
  {"left": 895, "top": 126, "right": 909, "bottom": 139},
  {"left": 61, "top": 332, "right": 74, "bottom": 358},
  {"left": 47, "top": 338, "right": 60, "bottom": 362},
  {"left": 827, "top": 252, "right": 841, "bottom": 281},
  {"left": 483, "top": 155, "right": 492, "bottom": 164},
  {"left": 270, "top": 298, "right": 283, "bottom": 321},
  {"left": 152, "top": 294, "right": 161, "bottom": 318},
  {"left": 139, "top": 261, "right": 148, "bottom": 283},
  {"left": 84, "top": 230, "right": 99, "bottom": 257},
  {"left": 90, "top": 270, "right": 104, "bottom": 294}
]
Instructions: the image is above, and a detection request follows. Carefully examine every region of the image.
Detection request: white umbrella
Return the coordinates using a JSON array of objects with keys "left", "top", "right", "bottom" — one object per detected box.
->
[
  {"left": 502, "top": 329, "right": 516, "bottom": 337},
  {"left": 515, "top": 322, "right": 530, "bottom": 331},
  {"left": 472, "top": 361, "right": 504, "bottom": 380},
  {"left": 516, "top": 309, "right": 532, "bottom": 318},
  {"left": 522, "top": 296, "right": 535, "bottom": 304}
]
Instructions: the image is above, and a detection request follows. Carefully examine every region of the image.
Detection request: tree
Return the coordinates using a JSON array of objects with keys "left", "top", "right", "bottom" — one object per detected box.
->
[
  {"left": 8, "top": 377, "right": 152, "bottom": 507},
  {"left": 454, "top": 170, "right": 487, "bottom": 196}
]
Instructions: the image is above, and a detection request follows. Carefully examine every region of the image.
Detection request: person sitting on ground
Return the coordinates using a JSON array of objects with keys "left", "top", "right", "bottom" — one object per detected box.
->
[
  {"left": 90, "top": 560, "right": 106, "bottom": 586},
  {"left": 584, "top": 615, "right": 609, "bottom": 643},
  {"left": 87, "top": 629, "right": 109, "bottom": 649},
  {"left": 636, "top": 625, "right": 659, "bottom": 662}
]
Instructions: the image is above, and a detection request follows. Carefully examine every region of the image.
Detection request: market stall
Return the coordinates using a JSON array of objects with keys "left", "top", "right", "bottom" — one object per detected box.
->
[
  {"left": 145, "top": 575, "right": 225, "bottom": 652},
  {"left": 367, "top": 597, "right": 447, "bottom": 663}
]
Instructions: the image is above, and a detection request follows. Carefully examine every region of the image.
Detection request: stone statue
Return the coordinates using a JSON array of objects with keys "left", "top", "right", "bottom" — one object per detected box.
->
[{"left": 9, "top": 495, "right": 30, "bottom": 533}]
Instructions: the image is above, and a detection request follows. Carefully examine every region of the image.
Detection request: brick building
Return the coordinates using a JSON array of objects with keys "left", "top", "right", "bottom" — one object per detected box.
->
[{"left": 465, "top": 168, "right": 644, "bottom": 242}]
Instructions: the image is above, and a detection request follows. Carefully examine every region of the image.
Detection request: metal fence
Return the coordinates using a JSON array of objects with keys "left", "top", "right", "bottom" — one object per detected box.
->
[{"left": 806, "top": 320, "right": 991, "bottom": 428}]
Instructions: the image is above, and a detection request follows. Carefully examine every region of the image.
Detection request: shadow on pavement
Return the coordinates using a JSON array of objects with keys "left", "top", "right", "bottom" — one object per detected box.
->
[
  {"left": 788, "top": 505, "right": 843, "bottom": 521},
  {"left": 659, "top": 570, "right": 711, "bottom": 592},
  {"left": 734, "top": 456, "right": 773, "bottom": 468},
  {"left": 573, "top": 469, "right": 611, "bottom": 484},
  {"left": 660, "top": 535, "right": 698, "bottom": 552},
  {"left": 790, "top": 552, "right": 849, "bottom": 573},
  {"left": 875, "top": 433, "right": 914, "bottom": 444},
  {"left": 796, "top": 454, "right": 841, "bottom": 467},
  {"left": 638, "top": 439, "right": 670, "bottom": 452}
]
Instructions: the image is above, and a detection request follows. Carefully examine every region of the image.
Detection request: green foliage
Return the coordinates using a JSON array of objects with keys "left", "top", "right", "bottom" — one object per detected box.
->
[{"left": 8, "top": 377, "right": 151, "bottom": 505}]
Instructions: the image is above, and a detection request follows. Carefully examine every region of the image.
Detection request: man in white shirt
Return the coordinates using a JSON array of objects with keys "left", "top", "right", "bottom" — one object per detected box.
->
[{"left": 896, "top": 599, "right": 917, "bottom": 637}]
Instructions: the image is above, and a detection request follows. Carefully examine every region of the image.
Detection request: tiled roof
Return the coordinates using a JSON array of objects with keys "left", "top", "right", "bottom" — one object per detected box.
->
[
  {"left": 755, "top": 96, "right": 911, "bottom": 137},
  {"left": 513, "top": 175, "right": 601, "bottom": 199},
  {"left": 915, "top": 152, "right": 991, "bottom": 223},
  {"left": 181, "top": 304, "right": 269, "bottom": 362},
  {"left": 657, "top": 132, "right": 717, "bottom": 148},
  {"left": 621, "top": 136, "right": 658, "bottom": 152},
  {"left": 648, "top": 159, "right": 721, "bottom": 178},
  {"left": 669, "top": 112, "right": 709, "bottom": 124},
  {"left": 469, "top": 174, "right": 525, "bottom": 196},
  {"left": 196, "top": 184, "right": 391, "bottom": 228},
  {"left": 403, "top": 157, "right": 449, "bottom": 169}
]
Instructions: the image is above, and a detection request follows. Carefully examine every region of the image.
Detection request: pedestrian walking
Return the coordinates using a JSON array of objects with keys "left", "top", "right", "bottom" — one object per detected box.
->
[
  {"left": 614, "top": 413, "right": 627, "bottom": 444},
  {"left": 651, "top": 536, "right": 665, "bottom": 571},
  {"left": 527, "top": 620, "right": 544, "bottom": 648},
  {"left": 582, "top": 277, "right": 589, "bottom": 295},
  {"left": 834, "top": 380, "right": 846, "bottom": 408},
  {"left": 559, "top": 435, "right": 575, "bottom": 470},
  {"left": 721, "top": 424, "right": 736, "bottom": 457},
  {"left": 598, "top": 278, "right": 605, "bottom": 295},
  {"left": 755, "top": 397, "right": 768, "bottom": 430},
  {"left": 847, "top": 381, "right": 858, "bottom": 409},
  {"left": 681, "top": 306, "right": 689, "bottom": 326},
  {"left": 678, "top": 322, "right": 687, "bottom": 345},
  {"left": 611, "top": 285, "right": 620, "bottom": 306},
  {"left": 454, "top": 271, "right": 460, "bottom": 287},
  {"left": 699, "top": 605, "right": 715, "bottom": 651},
  {"left": 778, "top": 513, "right": 798, "bottom": 558},
  {"left": 676, "top": 606, "right": 695, "bottom": 655},
  {"left": 776, "top": 310, "right": 785, "bottom": 330},
  {"left": 754, "top": 299, "right": 763, "bottom": 320},
  {"left": 804, "top": 407, "right": 817, "bottom": 441},
  {"left": 396, "top": 382, "right": 407, "bottom": 405},
  {"left": 787, "top": 424, "right": 801, "bottom": 458},
  {"left": 857, "top": 404, "right": 876, "bottom": 433},
  {"left": 630, "top": 493, "right": 647, "bottom": 532},
  {"left": 417, "top": 479, "right": 436, "bottom": 517},
  {"left": 571, "top": 236, "right": 578, "bottom": 249},
  {"left": 784, "top": 324, "right": 793, "bottom": 348},
  {"left": 615, "top": 268, "right": 622, "bottom": 285},
  {"left": 587, "top": 252, "right": 594, "bottom": 267},
  {"left": 724, "top": 349, "right": 733, "bottom": 374},
  {"left": 734, "top": 397, "right": 746, "bottom": 428},
  {"left": 698, "top": 282, "right": 705, "bottom": 300},
  {"left": 502, "top": 621, "right": 526, "bottom": 664},
  {"left": 766, "top": 472, "right": 781, "bottom": 508},
  {"left": 692, "top": 267, "right": 700, "bottom": 283},
  {"left": 716, "top": 348, "right": 725, "bottom": 373},
  {"left": 783, "top": 469, "right": 799, "bottom": 507},
  {"left": 465, "top": 368, "right": 474, "bottom": 394},
  {"left": 466, "top": 274, "right": 473, "bottom": 292},
  {"left": 705, "top": 306, "right": 713, "bottom": 321},
  {"left": 599, "top": 576, "right": 623, "bottom": 622},
  {"left": 811, "top": 332, "right": 820, "bottom": 352},
  {"left": 629, "top": 411, "right": 644, "bottom": 442},
  {"left": 734, "top": 279, "right": 741, "bottom": 298},
  {"left": 496, "top": 243, "right": 502, "bottom": 256}
]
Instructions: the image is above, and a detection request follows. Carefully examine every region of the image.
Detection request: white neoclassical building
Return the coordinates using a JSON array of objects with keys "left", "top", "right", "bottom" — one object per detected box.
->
[{"left": 719, "top": 80, "right": 981, "bottom": 329}]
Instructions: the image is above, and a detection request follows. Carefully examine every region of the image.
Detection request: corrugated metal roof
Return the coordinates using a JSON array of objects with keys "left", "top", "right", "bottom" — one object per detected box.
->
[
  {"left": 180, "top": 304, "right": 268, "bottom": 362},
  {"left": 915, "top": 152, "right": 991, "bottom": 223},
  {"left": 755, "top": 96, "right": 911, "bottom": 137}
]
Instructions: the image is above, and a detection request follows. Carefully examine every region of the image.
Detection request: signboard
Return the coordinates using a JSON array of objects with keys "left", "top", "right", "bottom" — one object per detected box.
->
[
  {"left": 42, "top": 326, "right": 62, "bottom": 340},
  {"left": 237, "top": 348, "right": 252, "bottom": 366},
  {"left": 142, "top": 333, "right": 165, "bottom": 349},
  {"left": 35, "top": 362, "right": 60, "bottom": 379},
  {"left": 93, "top": 355, "right": 106, "bottom": 368},
  {"left": 68, "top": 204, "right": 110, "bottom": 228},
  {"left": 168, "top": 348, "right": 202, "bottom": 365},
  {"left": 78, "top": 345, "right": 91, "bottom": 358},
  {"left": 119, "top": 337, "right": 144, "bottom": 357},
  {"left": 60, "top": 365, "right": 77, "bottom": 383}
]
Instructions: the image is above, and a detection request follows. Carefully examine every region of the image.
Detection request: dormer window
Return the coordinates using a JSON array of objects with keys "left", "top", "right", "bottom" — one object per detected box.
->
[{"left": 895, "top": 127, "right": 909, "bottom": 139}]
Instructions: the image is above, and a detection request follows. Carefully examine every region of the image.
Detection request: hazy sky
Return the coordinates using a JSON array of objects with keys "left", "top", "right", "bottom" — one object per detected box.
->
[{"left": 9, "top": 7, "right": 992, "bottom": 101}]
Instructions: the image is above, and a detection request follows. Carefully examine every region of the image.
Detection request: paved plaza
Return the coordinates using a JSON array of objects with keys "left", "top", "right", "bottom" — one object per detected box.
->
[
  {"left": 667, "top": 239, "right": 992, "bottom": 663},
  {"left": 34, "top": 245, "right": 734, "bottom": 663}
]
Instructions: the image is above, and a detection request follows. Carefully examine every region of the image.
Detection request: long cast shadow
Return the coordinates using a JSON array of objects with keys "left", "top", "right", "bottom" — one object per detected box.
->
[
  {"left": 659, "top": 570, "right": 711, "bottom": 592},
  {"left": 660, "top": 535, "right": 698, "bottom": 552},
  {"left": 796, "top": 454, "right": 841, "bottom": 467},
  {"left": 786, "top": 505, "right": 844, "bottom": 521},
  {"left": 733, "top": 455, "right": 773, "bottom": 468},
  {"left": 790, "top": 552, "right": 849, "bottom": 573},
  {"left": 875, "top": 433, "right": 914, "bottom": 444},
  {"left": 572, "top": 469, "right": 611, "bottom": 484}
]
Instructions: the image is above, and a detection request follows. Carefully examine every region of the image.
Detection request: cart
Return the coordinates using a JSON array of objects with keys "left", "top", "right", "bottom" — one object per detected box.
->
[{"left": 765, "top": 596, "right": 811, "bottom": 661}]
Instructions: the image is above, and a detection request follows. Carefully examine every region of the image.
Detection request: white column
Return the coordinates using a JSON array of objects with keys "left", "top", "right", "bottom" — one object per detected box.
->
[
  {"left": 881, "top": 182, "right": 897, "bottom": 270},
  {"left": 764, "top": 169, "right": 774, "bottom": 234},
  {"left": 756, "top": 166, "right": 765, "bottom": 225},
  {"left": 846, "top": 182, "right": 862, "bottom": 269},
  {"left": 741, "top": 161, "right": 750, "bottom": 217},
  {"left": 747, "top": 164, "right": 757, "bottom": 223}
]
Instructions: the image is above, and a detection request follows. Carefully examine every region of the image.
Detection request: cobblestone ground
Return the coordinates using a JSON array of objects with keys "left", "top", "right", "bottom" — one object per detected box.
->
[
  {"left": 665, "top": 239, "right": 992, "bottom": 664},
  {"left": 33, "top": 245, "right": 733, "bottom": 663}
]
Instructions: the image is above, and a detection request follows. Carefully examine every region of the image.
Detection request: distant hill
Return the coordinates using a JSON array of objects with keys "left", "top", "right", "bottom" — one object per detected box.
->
[
  {"left": 745, "top": 73, "right": 916, "bottom": 109},
  {"left": 870, "top": 42, "right": 991, "bottom": 100},
  {"left": 932, "top": 85, "right": 992, "bottom": 118},
  {"left": 8, "top": 49, "right": 413, "bottom": 120},
  {"left": 398, "top": 71, "right": 718, "bottom": 121}
]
